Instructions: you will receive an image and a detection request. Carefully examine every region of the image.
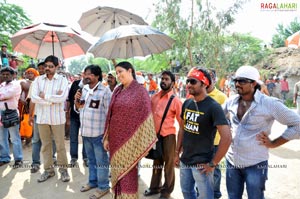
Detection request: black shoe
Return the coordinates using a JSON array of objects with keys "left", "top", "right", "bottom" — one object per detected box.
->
[
  {"left": 144, "top": 188, "right": 161, "bottom": 197},
  {"left": 83, "top": 159, "right": 88, "bottom": 167},
  {"left": 0, "top": 161, "right": 10, "bottom": 167},
  {"left": 12, "top": 160, "right": 23, "bottom": 169},
  {"left": 70, "top": 159, "right": 77, "bottom": 167},
  {"left": 30, "top": 164, "right": 40, "bottom": 173}
]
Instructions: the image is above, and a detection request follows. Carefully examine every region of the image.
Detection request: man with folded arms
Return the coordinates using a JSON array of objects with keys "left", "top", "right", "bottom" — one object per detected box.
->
[{"left": 31, "top": 55, "right": 70, "bottom": 183}]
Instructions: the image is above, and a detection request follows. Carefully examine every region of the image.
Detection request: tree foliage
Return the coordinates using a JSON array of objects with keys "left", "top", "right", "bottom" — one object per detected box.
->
[
  {"left": 151, "top": 0, "right": 266, "bottom": 75},
  {"left": 272, "top": 17, "right": 300, "bottom": 48},
  {"left": 0, "top": 0, "right": 31, "bottom": 48}
]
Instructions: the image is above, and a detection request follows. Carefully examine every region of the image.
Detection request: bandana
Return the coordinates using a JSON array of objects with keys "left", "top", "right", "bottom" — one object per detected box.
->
[
  {"left": 187, "top": 67, "right": 210, "bottom": 86},
  {"left": 25, "top": 68, "right": 39, "bottom": 77}
]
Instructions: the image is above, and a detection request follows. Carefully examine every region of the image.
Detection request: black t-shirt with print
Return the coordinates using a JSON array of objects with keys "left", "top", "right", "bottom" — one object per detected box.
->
[{"left": 180, "top": 97, "right": 228, "bottom": 166}]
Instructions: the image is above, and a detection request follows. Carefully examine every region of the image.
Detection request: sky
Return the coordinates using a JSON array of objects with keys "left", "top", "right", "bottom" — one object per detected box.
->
[{"left": 6, "top": 0, "right": 300, "bottom": 60}]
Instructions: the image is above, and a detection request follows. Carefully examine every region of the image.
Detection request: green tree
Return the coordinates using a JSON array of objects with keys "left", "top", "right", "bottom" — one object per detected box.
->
[
  {"left": 272, "top": 17, "right": 300, "bottom": 48},
  {"left": 221, "top": 33, "right": 270, "bottom": 73},
  {"left": 0, "top": 0, "right": 31, "bottom": 48},
  {"left": 0, "top": 0, "right": 31, "bottom": 72},
  {"left": 68, "top": 57, "right": 88, "bottom": 75},
  {"left": 152, "top": 0, "right": 247, "bottom": 73}
]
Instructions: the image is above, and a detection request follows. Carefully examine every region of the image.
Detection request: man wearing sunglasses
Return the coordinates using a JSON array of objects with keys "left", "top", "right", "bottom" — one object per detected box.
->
[
  {"left": 31, "top": 55, "right": 70, "bottom": 183},
  {"left": 175, "top": 67, "right": 231, "bottom": 199},
  {"left": 224, "top": 65, "right": 300, "bottom": 199}
]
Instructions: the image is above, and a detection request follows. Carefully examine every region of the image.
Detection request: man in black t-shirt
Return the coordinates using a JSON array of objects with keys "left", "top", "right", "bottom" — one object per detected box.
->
[
  {"left": 175, "top": 67, "right": 231, "bottom": 199},
  {"left": 66, "top": 73, "right": 88, "bottom": 167}
]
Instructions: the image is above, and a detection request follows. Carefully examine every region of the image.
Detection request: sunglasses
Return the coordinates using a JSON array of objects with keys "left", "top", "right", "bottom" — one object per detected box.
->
[
  {"left": 186, "top": 78, "right": 199, "bottom": 85},
  {"left": 44, "top": 64, "right": 55, "bottom": 68},
  {"left": 233, "top": 78, "right": 254, "bottom": 85}
]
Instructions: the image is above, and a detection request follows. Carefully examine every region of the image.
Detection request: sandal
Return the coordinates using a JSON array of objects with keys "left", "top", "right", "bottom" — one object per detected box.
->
[
  {"left": 144, "top": 188, "right": 160, "bottom": 196},
  {"left": 89, "top": 189, "right": 110, "bottom": 199},
  {"left": 80, "top": 184, "right": 95, "bottom": 192}
]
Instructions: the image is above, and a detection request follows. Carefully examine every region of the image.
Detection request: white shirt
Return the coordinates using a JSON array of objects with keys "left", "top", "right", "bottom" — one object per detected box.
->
[{"left": 31, "top": 73, "right": 68, "bottom": 125}]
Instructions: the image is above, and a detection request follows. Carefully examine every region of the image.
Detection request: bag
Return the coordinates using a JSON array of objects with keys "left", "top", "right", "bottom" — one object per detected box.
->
[
  {"left": 1, "top": 103, "right": 20, "bottom": 128},
  {"left": 19, "top": 114, "right": 33, "bottom": 138},
  {"left": 146, "top": 135, "right": 163, "bottom": 160},
  {"left": 145, "top": 95, "right": 175, "bottom": 160}
]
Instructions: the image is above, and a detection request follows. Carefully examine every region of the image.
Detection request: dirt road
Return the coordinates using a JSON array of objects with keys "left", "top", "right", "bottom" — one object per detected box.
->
[{"left": 0, "top": 120, "right": 299, "bottom": 199}]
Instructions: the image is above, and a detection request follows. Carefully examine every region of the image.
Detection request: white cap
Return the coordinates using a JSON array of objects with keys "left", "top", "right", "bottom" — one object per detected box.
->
[
  {"left": 136, "top": 75, "right": 145, "bottom": 84},
  {"left": 234, "top": 66, "right": 260, "bottom": 82}
]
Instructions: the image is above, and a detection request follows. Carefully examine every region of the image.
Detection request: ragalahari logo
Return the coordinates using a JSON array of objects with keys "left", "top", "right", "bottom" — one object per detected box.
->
[{"left": 260, "top": 2, "right": 298, "bottom": 11}]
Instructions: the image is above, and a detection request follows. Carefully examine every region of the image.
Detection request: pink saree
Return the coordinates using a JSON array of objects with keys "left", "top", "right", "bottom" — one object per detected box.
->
[{"left": 104, "top": 80, "right": 157, "bottom": 198}]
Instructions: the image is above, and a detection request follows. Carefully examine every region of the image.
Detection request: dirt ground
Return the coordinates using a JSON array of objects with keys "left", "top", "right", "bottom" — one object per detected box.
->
[{"left": 0, "top": 119, "right": 300, "bottom": 199}]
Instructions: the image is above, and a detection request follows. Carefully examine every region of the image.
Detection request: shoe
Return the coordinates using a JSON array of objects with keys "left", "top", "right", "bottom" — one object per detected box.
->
[
  {"left": 89, "top": 189, "right": 110, "bottom": 199},
  {"left": 83, "top": 159, "right": 88, "bottom": 167},
  {"left": 12, "top": 160, "right": 23, "bottom": 169},
  {"left": 37, "top": 171, "right": 55, "bottom": 183},
  {"left": 30, "top": 164, "right": 40, "bottom": 173},
  {"left": 0, "top": 161, "right": 10, "bottom": 167},
  {"left": 70, "top": 159, "right": 77, "bottom": 167},
  {"left": 144, "top": 188, "right": 161, "bottom": 196},
  {"left": 60, "top": 169, "right": 70, "bottom": 182}
]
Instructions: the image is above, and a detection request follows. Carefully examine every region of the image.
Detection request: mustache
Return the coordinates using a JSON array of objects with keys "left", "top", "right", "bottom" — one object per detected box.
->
[{"left": 84, "top": 78, "right": 91, "bottom": 84}]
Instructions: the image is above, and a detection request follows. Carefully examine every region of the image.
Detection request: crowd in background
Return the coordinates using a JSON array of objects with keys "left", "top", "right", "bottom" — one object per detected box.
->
[{"left": 1, "top": 40, "right": 300, "bottom": 199}]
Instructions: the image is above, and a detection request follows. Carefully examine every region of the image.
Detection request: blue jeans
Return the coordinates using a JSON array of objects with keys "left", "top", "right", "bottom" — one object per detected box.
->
[
  {"left": 226, "top": 159, "right": 268, "bottom": 199},
  {"left": 0, "top": 124, "right": 23, "bottom": 162},
  {"left": 31, "top": 116, "right": 56, "bottom": 165},
  {"left": 70, "top": 118, "right": 86, "bottom": 160},
  {"left": 213, "top": 146, "right": 222, "bottom": 199},
  {"left": 83, "top": 135, "right": 109, "bottom": 190},
  {"left": 180, "top": 161, "right": 214, "bottom": 199}
]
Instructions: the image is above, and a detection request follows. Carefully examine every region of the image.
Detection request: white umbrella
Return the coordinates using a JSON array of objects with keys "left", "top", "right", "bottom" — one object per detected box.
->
[
  {"left": 11, "top": 22, "right": 92, "bottom": 59},
  {"left": 78, "top": 6, "right": 148, "bottom": 37},
  {"left": 88, "top": 24, "right": 175, "bottom": 59}
]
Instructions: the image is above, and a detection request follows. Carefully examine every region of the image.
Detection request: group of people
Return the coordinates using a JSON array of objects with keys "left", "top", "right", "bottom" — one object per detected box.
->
[
  {"left": 1, "top": 57, "right": 300, "bottom": 199},
  {"left": 220, "top": 72, "right": 292, "bottom": 103},
  {"left": 0, "top": 43, "right": 21, "bottom": 69}
]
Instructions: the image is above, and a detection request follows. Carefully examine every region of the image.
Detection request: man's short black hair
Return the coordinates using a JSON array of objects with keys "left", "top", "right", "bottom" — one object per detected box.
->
[
  {"left": 84, "top": 65, "right": 103, "bottom": 82},
  {"left": 161, "top": 70, "right": 175, "bottom": 82},
  {"left": 37, "top": 61, "right": 45, "bottom": 67},
  {"left": 44, "top": 55, "right": 59, "bottom": 66},
  {"left": 0, "top": 67, "right": 14, "bottom": 75}
]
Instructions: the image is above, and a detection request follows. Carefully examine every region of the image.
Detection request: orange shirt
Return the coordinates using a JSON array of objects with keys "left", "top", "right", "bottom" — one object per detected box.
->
[
  {"left": 149, "top": 79, "right": 158, "bottom": 91},
  {"left": 151, "top": 90, "right": 182, "bottom": 137}
]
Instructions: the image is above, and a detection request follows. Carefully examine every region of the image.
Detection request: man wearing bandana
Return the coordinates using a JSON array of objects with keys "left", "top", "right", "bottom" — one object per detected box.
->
[{"left": 175, "top": 67, "right": 232, "bottom": 199}]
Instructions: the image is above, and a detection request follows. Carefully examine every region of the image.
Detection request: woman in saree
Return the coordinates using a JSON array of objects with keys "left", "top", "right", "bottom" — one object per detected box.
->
[{"left": 103, "top": 61, "right": 157, "bottom": 198}]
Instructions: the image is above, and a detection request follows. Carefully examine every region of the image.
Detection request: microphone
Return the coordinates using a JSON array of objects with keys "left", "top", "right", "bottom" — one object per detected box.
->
[{"left": 76, "top": 82, "right": 84, "bottom": 103}]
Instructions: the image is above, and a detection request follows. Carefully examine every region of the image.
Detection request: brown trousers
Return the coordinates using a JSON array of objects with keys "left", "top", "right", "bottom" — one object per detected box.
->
[
  {"left": 149, "top": 134, "right": 176, "bottom": 197},
  {"left": 38, "top": 124, "right": 68, "bottom": 172}
]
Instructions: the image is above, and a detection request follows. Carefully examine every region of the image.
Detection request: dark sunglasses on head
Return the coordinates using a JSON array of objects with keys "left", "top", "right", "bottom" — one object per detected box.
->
[
  {"left": 233, "top": 78, "right": 254, "bottom": 85},
  {"left": 186, "top": 78, "right": 199, "bottom": 85}
]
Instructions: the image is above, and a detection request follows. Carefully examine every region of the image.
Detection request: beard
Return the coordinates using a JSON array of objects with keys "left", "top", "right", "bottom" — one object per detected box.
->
[
  {"left": 160, "top": 82, "right": 171, "bottom": 91},
  {"left": 84, "top": 78, "right": 91, "bottom": 84}
]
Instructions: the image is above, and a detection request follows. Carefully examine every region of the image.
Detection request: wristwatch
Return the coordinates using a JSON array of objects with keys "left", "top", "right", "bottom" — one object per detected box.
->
[{"left": 208, "top": 161, "right": 216, "bottom": 168}]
